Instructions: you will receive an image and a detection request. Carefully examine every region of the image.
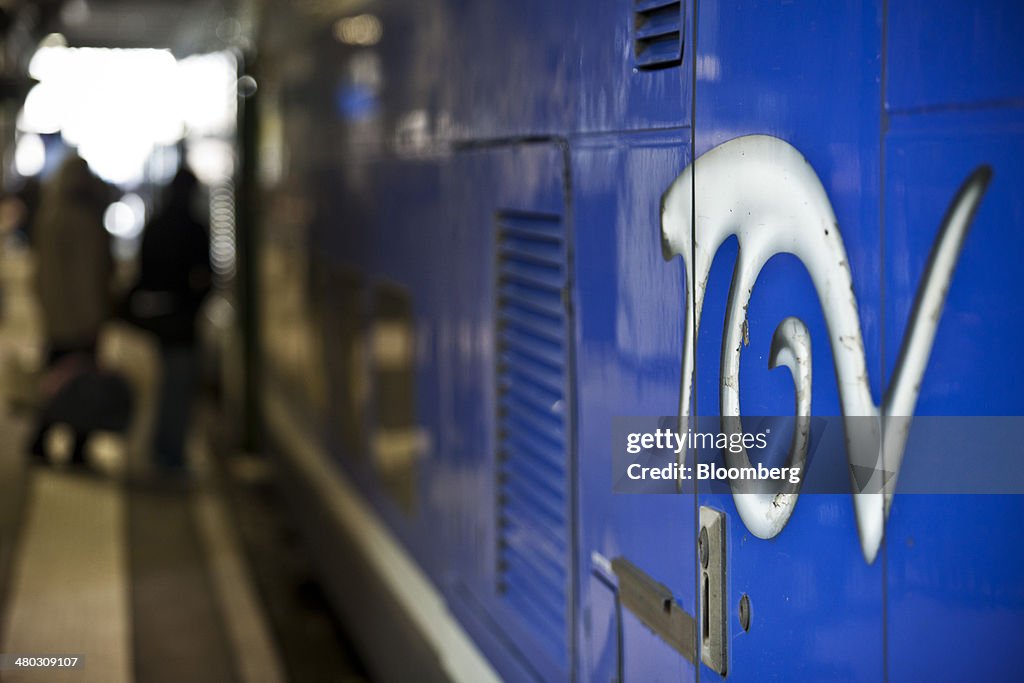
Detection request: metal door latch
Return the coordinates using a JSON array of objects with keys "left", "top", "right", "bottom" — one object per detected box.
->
[
  {"left": 699, "top": 506, "right": 727, "bottom": 675},
  {"left": 610, "top": 556, "right": 696, "bottom": 664},
  {"left": 609, "top": 507, "right": 730, "bottom": 676}
]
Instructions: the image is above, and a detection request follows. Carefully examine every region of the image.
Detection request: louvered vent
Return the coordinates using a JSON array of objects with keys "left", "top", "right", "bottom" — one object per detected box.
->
[
  {"left": 633, "top": 0, "right": 684, "bottom": 70},
  {"left": 495, "top": 209, "right": 570, "bottom": 667}
]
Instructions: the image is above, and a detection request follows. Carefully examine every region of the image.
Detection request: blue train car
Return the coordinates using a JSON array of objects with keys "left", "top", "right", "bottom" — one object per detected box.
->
[{"left": 253, "top": 1, "right": 1024, "bottom": 680}]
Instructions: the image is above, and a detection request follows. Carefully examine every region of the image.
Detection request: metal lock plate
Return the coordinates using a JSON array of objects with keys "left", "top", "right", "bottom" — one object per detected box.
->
[{"left": 699, "top": 506, "right": 727, "bottom": 675}]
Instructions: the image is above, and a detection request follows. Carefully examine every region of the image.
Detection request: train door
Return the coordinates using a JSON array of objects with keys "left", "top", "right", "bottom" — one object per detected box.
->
[
  {"left": 689, "top": 2, "right": 885, "bottom": 680},
  {"left": 566, "top": 0, "right": 705, "bottom": 677},
  {"left": 571, "top": 130, "right": 700, "bottom": 683},
  {"left": 566, "top": 0, "right": 709, "bottom": 678}
]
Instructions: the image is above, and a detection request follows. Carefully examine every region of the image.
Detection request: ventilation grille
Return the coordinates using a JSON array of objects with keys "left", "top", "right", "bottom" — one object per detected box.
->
[
  {"left": 495, "top": 210, "right": 570, "bottom": 667},
  {"left": 633, "top": 0, "right": 684, "bottom": 70}
]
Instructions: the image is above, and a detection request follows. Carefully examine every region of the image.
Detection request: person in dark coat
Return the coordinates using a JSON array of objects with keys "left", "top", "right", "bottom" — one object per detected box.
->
[{"left": 129, "top": 167, "right": 212, "bottom": 475}]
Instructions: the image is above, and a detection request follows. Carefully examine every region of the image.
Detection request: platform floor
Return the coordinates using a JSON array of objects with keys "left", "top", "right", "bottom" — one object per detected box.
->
[{"left": 0, "top": 247, "right": 366, "bottom": 683}]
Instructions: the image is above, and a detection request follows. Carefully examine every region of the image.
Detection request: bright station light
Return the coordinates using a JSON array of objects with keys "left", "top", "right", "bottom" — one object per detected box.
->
[{"left": 19, "top": 44, "right": 238, "bottom": 186}]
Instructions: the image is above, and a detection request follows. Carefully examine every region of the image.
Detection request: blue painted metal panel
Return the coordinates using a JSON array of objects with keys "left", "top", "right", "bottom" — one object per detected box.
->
[
  {"left": 328, "top": 0, "right": 693, "bottom": 146},
  {"left": 295, "top": 158, "right": 455, "bottom": 585},
  {"left": 573, "top": 0, "right": 692, "bottom": 133},
  {"left": 887, "top": 1, "right": 1024, "bottom": 113},
  {"left": 570, "top": 130, "right": 694, "bottom": 682},
  {"left": 430, "top": 144, "right": 574, "bottom": 681},
  {"left": 883, "top": 107, "right": 1024, "bottom": 680},
  {"left": 435, "top": 2, "right": 578, "bottom": 140},
  {"left": 300, "top": 145, "right": 574, "bottom": 682},
  {"left": 882, "top": 110, "right": 1024, "bottom": 415}
]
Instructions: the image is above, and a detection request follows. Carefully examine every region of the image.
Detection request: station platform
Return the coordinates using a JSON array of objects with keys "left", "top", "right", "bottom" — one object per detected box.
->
[
  {"left": 0, "top": 249, "right": 366, "bottom": 683},
  {"left": 0, "top": 397, "right": 368, "bottom": 683}
]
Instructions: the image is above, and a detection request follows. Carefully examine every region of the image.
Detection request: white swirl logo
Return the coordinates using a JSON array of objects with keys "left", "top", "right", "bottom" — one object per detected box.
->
[{"left": 660, "top": 135, "right": 991, "bottom": 562}]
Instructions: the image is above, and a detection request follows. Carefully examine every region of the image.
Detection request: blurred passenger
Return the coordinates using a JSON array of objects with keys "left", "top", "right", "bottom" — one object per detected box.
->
[
  {"left": 29, "top": 154, "right": 115, "bottom": 462},
  {"left": 12, "top": 177, "right": 40, "bottom": 245},
  {"left": 0, "top": 177, "right": 40, "bottom": 245},
  {"left": 127, "top": 168, "right": 211, "bottom": 477}
]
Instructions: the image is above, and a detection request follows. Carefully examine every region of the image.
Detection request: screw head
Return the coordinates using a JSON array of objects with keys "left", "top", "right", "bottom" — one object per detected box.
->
[{"left": 739, "top": 594, "right": 752, "bottom": 632}]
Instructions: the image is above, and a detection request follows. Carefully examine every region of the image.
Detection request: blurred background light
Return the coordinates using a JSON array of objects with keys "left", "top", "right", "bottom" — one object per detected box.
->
[
  {"left": 20, "top": 84, "right": 62, "bottom": 135},
  {"left": 236, "top": 74, "right": 257, "bottom": 98},
  {"left": 147, "top": 144, "right": 182, "bottom": 185},
  {"left": 14, "top": 133, "right": 46, "bottom": 177},
  {"left": 333, "top": 14, "right": 382, "bottom": 46},
  {"left": 19, "top": 43, "right": 238, "bottom": 186},
  {"left": 59, "top": 0, "right": 91, "bottom": 27},
  {"left": 102, "top": 192, "right": 145, "bottom": 239},
  {"left": 187, "top": 138, "right": 235, "bottom": 186}
]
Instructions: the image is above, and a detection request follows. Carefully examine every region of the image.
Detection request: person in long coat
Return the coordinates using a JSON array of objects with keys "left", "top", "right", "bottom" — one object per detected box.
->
[{"left": 29, "top": 154, "right": 114, "bottom": 462}]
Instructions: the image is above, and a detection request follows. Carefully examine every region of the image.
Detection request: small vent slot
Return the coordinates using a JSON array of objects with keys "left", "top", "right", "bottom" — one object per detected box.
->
[
  {"left": 633, "top": 0, "right": 683, "bottom": 70},
  {"left": 495, "top": 209, "right": 570, "bottom": 669}
]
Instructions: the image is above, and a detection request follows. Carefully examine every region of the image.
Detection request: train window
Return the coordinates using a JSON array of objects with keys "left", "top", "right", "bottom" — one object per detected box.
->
[
  {"left": 370, "top": 284, "right": 419, "bottom": 513},
  {"left": 321, "top": 269, "right": 369, "bottom": 460}
]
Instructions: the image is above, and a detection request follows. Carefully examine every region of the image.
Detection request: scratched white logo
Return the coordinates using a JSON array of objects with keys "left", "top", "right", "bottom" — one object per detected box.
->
[{"left": 660, "top": 135, "right": 991, "bottom": 562}]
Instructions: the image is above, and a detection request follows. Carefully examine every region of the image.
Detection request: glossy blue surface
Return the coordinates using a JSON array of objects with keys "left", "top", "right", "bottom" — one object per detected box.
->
[
  {"left": 254, "top": 1, "right": 1024, "bottom": 680},
  {"left": 571, "top": 130, "right": 693, "bottom": 682},
  {"left": 692, "top": 3, "right": 884, "bottom": 680},
  {"left": 887, "top": 1, "right": 1024, "bottom": 112},
  {"left": 883, "top": 106, "right": 1024, "bottom": 681}
]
